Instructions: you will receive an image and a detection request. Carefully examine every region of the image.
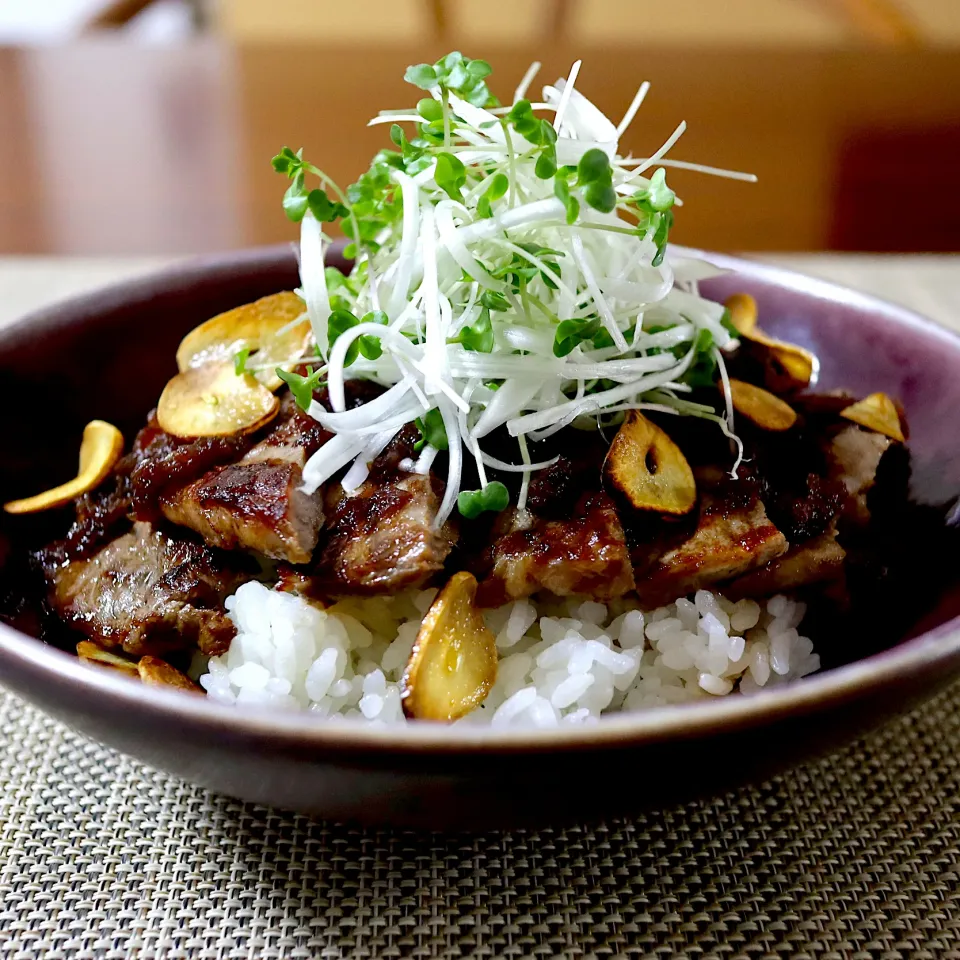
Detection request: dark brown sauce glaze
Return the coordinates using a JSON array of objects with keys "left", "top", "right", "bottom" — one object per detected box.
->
[
  {"left": 3, "top": 380, "right": 959, "bottom": 676},
  {"left": 474, "top": 491, "right": 634, "bottom": 608},
  {"left": 804, "top": 443, "right": 960, "bottom": 669},
  {"left": 310, "top": 425, "right": 456, "bottom": 595},
  {"left": 127, "top": 414, "right": 254, "bottom": 521}
]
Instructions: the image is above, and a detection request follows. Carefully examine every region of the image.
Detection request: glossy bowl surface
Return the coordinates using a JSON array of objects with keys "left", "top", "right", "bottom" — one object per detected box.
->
[{"left": 1, "top": 245, "right": 958, "bottom": 829}]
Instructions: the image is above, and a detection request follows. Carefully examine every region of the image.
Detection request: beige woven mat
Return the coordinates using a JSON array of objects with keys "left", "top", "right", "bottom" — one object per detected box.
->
[{"left": 1, "top": 682, "right": 959, "bottom": 959}]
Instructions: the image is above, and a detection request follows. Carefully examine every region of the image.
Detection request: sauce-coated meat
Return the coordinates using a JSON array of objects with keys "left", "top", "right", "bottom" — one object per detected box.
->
[
  {"left": 133, "top": 393, "right": 333, "bottom": 563},
  {"left": 160, "top": 460, "right": 323, "bottom": 565},
  {"left": 127, "top": 413, "right": 253, "bottom": 519},
  {"left": 635, "top": 492, "right": 789, "bottom": 607},
  {"left": 37, "top": 476, "right": 134, "bottom": 568},
  {"left": 240, "top": 392, "right": 332, "bottom": 467},
  {"left": 44, "top": 521, "right": 248, "bottom": 657},
  {"left": 475, "top": 492, "right": 635, "bottom": 607},
  {"left": 312, "top": 428, "right": 456, "bottom": 594},
  {"left": 826, "top": 424, "right": 893, "bottom": 527},
  {"left": 524, "top": 433, "right": 608, "bottom": 520},
  {"left": 726, "top": 526, "right": 846, "bottom": 599}
]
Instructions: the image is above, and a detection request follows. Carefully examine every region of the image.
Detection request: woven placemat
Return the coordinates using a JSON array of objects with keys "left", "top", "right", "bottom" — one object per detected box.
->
[{"left": 1, "top": 684, "right": 959, "bottom": 958}]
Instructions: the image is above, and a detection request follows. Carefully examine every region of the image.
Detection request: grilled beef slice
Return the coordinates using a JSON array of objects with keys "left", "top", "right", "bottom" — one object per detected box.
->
[
  {"left": 37, "top": 475, "right": 135, "bottom": 569},
  {"left": 43, "top": 521, "right": 249, "bottom": 657},
  {"left": 311, "top": 426, "right": 456, "bottom": 594},
  {"left": 160, "top": 460, "right": 323, "bottom": 565},
  {"left": 475, "top": 491, "right": 635, "bottom": 607},
  {"left": 127, "top": 415, "right": 254, "bottom": 515},
  {"left": 129, "top": 394, "right": 332, "bottom": 564},
  {"left": 825, "top": 424, "right": 894, "bottom": 528},
  {"left": 726, "top": 525, "right": 846, "bottom": 599},
  {"left": 634, "top": 485, "right": 789, "bottom": 608},
  {"left": 465, "top": 428, "right": 634, "bottom": 605}
]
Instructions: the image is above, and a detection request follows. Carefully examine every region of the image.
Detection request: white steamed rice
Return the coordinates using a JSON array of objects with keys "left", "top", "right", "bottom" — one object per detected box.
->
[{"left": 197, "top": 583, "right": 820, "bottom": 727}]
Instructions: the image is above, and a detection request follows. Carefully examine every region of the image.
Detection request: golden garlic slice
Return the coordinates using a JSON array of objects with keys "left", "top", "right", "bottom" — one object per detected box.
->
[
  {"left": 725, "top": 292, "right": 758, "bottom": 336},
  {"left": 724, "top": 292, "right": 817, "bottom": 392},
  {"left": 76, "top": 641, "right": 140, "bottom": 678},
  {"left": 176, "top": 291, "right": 309, "bottom": 391},
  {"left": 604, "top": 412, "right": 697, "bottom": 515},
  {"left": 138, "top": 656, "right": 202, "bottom": 692},
  {"left": 753, "top": 334, "right": 817, "bottom": 393},
  {"left": 401, "top": 572, "right": 498, "bottom": 722},
  {"left": 4, "top": 420, "right": 124, "bottom": 515},
  {"left": 726, "top": 379, "right": 798, "bottom": 432},
  {"left": 840, "top": 392, "right": 905, "bottom": 442},
  {"left": 157, "top": 360, "right": 280, "bottom": 438}
]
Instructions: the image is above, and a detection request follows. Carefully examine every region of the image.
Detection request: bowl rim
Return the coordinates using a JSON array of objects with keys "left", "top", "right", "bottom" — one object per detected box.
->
[{"left": 1, "top": 243, "right": 958, "bottom": 756}]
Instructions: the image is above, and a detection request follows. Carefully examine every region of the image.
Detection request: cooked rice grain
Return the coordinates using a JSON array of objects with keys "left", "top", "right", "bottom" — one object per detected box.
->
[{"left": 198, "top": 583, "right": 820, "bottom": 727}]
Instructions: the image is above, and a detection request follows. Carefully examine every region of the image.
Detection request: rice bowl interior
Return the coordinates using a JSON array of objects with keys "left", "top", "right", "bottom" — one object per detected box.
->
[{"left": 200, "top": 582, "right": 818, "bottom": 727}]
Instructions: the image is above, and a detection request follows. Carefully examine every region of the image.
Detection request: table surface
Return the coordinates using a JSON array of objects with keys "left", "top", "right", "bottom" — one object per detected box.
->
[{"left": 0, "top": 255, "right": 959, "bottom": 959}]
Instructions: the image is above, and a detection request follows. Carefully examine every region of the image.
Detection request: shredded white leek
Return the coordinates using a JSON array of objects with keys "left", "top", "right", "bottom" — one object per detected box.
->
[{"left": 290, "top": 55, "right": 757, "bottom": 524}]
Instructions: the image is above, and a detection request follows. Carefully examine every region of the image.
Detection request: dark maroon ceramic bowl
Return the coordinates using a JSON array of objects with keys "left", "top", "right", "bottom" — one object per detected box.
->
[{"left": 1, "top": 245, "right": 958, "bottom": 830}]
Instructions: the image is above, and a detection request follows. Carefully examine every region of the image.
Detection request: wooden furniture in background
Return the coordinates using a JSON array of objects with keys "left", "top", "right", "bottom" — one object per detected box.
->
[
  {"left": 82, "top": 0, "right": 161, "bottom": 29},
  {"left": 0, "top": 42, "right": 957, "bottom": 255},
  {"left": 810, "top": 0, "right": 924, "bottom": 43},
  {"left": 79, "top": 0, "right": 209, "bottom": 32},
  {"left": 215, "top": 0, "right": 960, "bottom": 44}
]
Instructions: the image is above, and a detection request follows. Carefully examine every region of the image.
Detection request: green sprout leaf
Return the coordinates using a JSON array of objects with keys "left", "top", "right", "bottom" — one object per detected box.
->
[
  {"left": 584, "top": 180, "right": 617, "bottom": 213},
  {"left": 328, "top": 308, "right": 363, "bottom": 366},
  {"left": 417, "top": 98, "right": 443, "bottom": 122},
  {"left": 490, "top": 243, "right": 562, "bottom": 293},
  {"left": 683, "top": 328, "right": 718, "bottom": 388},
  {"left": 271, "top": 146, "right": 303, "bottom": 176},
  {"left": 577, "top": 148, "right": 617, "bottom": 213},
  {"left": 404, "top": 63, "right": 438, "bottom": 89},
  {"left": 435, "top": 151, "right": 467, "bottom": 202},
  {"left": 506, "top": 99, "right": 538, "bottom": 138},
  {"left": 307, "top": 188, "right": 348, "bottom": 223},
  {"left": 357, "top": 310, "right": 389, "bottom": 360},
  {"left": 651, "top": 210, "right": 674, "bottom": 267},
  {"left": 274, "top": 148, "right": 348, "bottom": 226},
  {"left": 479, "top": 289, "right": 509, "bottom": 312},
  {"left": 406, "top": 53, "right": 496, "bottom": 107},
  {"left": 325, "top": 266, "right": 358, "bottom": 298},
  {"left": 485, "top": 172, "right": 509, "bottom": 201},
  {"left": 457, "top": 481, "right": 510, "bottom": 519},
  {"left": 634, "top": 168, "right": 675, "bottom": 213},
  {"left": 476, "top": 172, "right": 509, "bottom": 218},
  {"left": 390, "top": 124, "right": 426, "bottom": 164},
  {"left": 414, "top": 408, "right": 448, "bottom": 452},
  {"left": 516, "top": 242, "right": 562, "bottom": 289},
  {"left": 467, "top": 59, "right": 492, "bottom": 81},
  {"left": 328, "top": 309, "right": 388, "bottom": 366},
  {"left": 535, "top": 149, "right": 557, "bottom": 180},
  {"left": 553, "top": 316, "right": 603, "bottom": 357},
  {"left": 455, "top": 309, "right": 495, "bottom": 353},
  {"left": 282, "top": 174, "right": 309, "bottom": 222},
  {"left": 506, "top": 103, "right": 558, "bottom": 179},
  {"left": 277, "top": 366, "right": 324, "bottom": 411},
  {"left": 630, "top": 168, "right": 676, "bottom": 266},
  {"left": 554, "top": 177, "right": 580, "bottom": 225},
  {"left": 577, "top": 148, "right": 610, "bottom": 182}
]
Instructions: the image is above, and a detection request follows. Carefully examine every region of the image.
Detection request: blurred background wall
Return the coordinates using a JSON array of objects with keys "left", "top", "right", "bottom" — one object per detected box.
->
[{"left": 0, "top": 0, "right": 957, "bottom": 254}]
